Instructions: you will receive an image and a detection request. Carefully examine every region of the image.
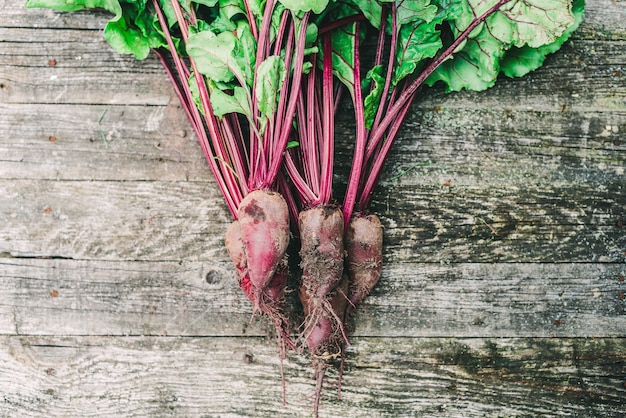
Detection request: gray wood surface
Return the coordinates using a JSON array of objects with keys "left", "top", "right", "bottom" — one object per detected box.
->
[{"left": 1, "top": 0, "right": 625, "bottom": 416}]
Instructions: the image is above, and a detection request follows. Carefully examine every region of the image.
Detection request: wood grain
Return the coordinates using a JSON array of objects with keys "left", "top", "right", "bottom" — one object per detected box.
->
[
  {"left": 0, "top": 336, "right": 624, "bottom": 417},
  {"left": 1, "top": 258, "right": 624, "bottom": 338},
  {"left": 1, "top": 0, "right": 625, "bottom": 416}
]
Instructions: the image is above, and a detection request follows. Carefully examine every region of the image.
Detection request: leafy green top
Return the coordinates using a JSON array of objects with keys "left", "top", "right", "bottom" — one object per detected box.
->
[
  {"left": 26, "top": 0, "right": 584, "bottom": 219},
  {"left": 318, "top": 0, "right": 584, "bottom": 219}
]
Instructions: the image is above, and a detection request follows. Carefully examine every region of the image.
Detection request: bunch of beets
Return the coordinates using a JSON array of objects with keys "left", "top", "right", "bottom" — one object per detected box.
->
[{"left": 27, "top": 0, "right": 584, "bottom": 414}]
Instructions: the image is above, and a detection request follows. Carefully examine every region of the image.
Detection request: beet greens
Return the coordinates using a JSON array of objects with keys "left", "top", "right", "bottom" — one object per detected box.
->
[{"left": 325, "top": 0, "right": 584, "bottom": 222}]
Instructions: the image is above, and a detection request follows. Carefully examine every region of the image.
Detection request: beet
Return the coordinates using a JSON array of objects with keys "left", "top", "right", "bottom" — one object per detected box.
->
[{"left": 345, "top": 212, "right": 383, "bottom": 306}]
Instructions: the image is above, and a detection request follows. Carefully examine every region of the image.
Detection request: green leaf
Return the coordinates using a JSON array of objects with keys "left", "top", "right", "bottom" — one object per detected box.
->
[
  {"left": 430, "top": 0, "right": 465, "bottom": 24},
  {"left": 189, "top": 19, "right": 213, "bottom": 35},
  {"left": 236, "top": 21, "right": 256, "bottom": 87},
  {"left": 104, "top": 18, "right": 153, "bottom": 59},
  {"left": 426, "top": 24, "right": 506, "bottom": 91},
  {"left": 278, "top": 0, "right": 329, "bottom": 13},
  {"left": 498, "top": 0, "right": 578, "bottom": 48},
  {"left": 454, "top": 0, "right": 577, "bottom": 47},
  {"left": 255, "top": 55, "right": 287, "bottom": 119},
  {"left": 189, "top": 73, "right": 251, "bottom": 119},
  {"left": 188, "top": 72, "right": 202, "bottom": 112},
  {"left": 350, "top": 0, "right": 383, "bottom": 28},
  {"left": 501, "top": 0, "right": 585, "bottom": 78},
  {"left": 396, "top": 0, "right": 438, "bottom": 27},
  {"left": 159, "top": 0, "right": 180, "bottom": 29},
  {"left": 269, "top": 2, "right": 287, "bottom": 42},
  {"left": 113, "top": 0, "right": 170, "bottom": 59},
  {"left": 245, "top": 0, "right": 265, "bottom": 20},
  {"left": 210, "top": 84, "right": 252, "bottom": 118},
  {"left": 306, "top": 22, "right": 319, "bottom": 48},
  {"left": 192, "top": 0, "right": 219, "bottom": 6},
  {"left": 210, "top": 0, "right": 246, "bottom": 32},
  {"left": 362, "top": 65, "right": 385, "bottom": 130},
  {"left": 186, "top": 30, "right": 247, "bottom": 84},
  {"left": 393, "top": 18, "right": 443, "bottom": 85},
  {"left": 426, "top": 0, "right": 578, "bottom": 92}
]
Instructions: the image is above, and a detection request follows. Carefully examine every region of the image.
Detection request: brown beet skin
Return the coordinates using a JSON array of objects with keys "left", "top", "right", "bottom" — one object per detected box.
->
[
  {"left": 298, "top": 205, "right": 345, "bottom": 300},
  {"left": 300, "top": 275, "right": 349, "bottom": 356},
  {"left": 345, "top": 213, "right": 383, "bottom": 306}
]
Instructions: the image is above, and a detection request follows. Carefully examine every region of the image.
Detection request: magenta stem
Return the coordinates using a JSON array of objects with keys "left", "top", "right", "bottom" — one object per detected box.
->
[
  {"left": 341, "top": 21, "right": 365, "bottom": 227},
  {"left": 318, "top": 34, "right": 335, "bottom": 206},
  {"left": 358, "top": 0, "right": 511, "bottom": 209},
  {"left": 153, "top": 0, "right": 240, "bottom": 216}
]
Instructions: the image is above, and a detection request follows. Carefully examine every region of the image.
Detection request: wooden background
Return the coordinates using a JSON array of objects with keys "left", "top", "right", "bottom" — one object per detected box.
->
[{"left": 1, "top": 0, "right": 625, "bottom": 416}]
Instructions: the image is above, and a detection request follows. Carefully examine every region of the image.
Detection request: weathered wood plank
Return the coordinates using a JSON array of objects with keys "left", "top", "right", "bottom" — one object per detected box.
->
[
  {"left": 375, "top": 184, "right": 625, "bottom": 264},
  {"left": 2, "top": 177, "right": 623, "bottom": 262},
  {"left": 0, "top": 103, "right": 208, "bottom": 181},
  {"left": 577, "top": 0, "right": 626, "bottom": 41},
  {"left": 3, "top": 103, "right": 625, "bottom": 181},
  {"left": 8, "top": 0, "right": 626, "bottom": 35},
  {"left": 1, "top": 336, "right": 624, "bottom": 417},
  {"left": 0, "top": 27, "right": 169, "bottom": 106},
  {"left": 1, "top": 0, "right": 625, "bottom": 416},
  {"left": 1, "top": 0, "right": 111, "bottom": 29},
  {"left": 3, "top": 0, "right": 625, "bottom": 106},
  {"left": 0, "top": 258, "right": 265, "bottom": 337},
  {"left": 1, "top": 258, "right": 624, "bottom": 338},
  {"left": 3, "top": 104, "right": 624, "bottom": 189},
  {"left": 413, "top": 37, "right": 626, "bottom": 111},
  {"left": 2, "top": 32, "right": 623, "bottom": 109},
  {"left": 0, "top": 179, "right": 231, "bottom": 260}
]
